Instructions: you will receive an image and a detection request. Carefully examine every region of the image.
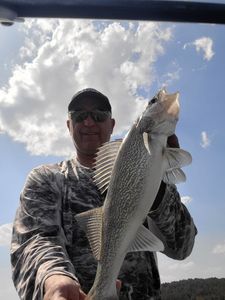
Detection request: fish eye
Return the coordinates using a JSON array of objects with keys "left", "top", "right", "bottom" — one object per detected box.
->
[{"left": 150, "top": 97, "right": 157, "bottom": 104}]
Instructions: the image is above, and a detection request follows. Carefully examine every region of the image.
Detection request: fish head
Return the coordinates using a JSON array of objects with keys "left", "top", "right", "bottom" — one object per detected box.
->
[{"left": 136, "top": 89, "right": 180, "bottom": 136}]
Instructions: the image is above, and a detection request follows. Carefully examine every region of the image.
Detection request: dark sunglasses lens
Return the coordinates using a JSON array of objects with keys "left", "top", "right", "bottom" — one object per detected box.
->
[
  {"left": 91, "top": 111, "right": 109, "bottom": 122},
  {"left": 72, "top": 111, "right": 88, "bottom": 122},
  {"left": 70, "top": 110, "right": 110, "bottom": 123}
]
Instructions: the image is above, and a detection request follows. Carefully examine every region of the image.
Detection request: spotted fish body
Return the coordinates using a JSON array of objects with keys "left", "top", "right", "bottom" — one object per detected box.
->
[{"left": 75, "top": 89, "right": 192, "bottom": 300}]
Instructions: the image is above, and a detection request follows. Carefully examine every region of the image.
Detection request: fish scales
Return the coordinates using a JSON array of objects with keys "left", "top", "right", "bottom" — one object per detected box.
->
[
  {"left": 75, "top": 89, "right": 192, "bottom": 300},
  {"left": 105, "top": 128, "right": 155, "bottom": 215}
]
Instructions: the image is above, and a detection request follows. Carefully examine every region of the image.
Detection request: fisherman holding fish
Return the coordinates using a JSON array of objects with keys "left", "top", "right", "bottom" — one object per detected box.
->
[{"left": 11, "top": 88, "right": 197, "bottom": 300}]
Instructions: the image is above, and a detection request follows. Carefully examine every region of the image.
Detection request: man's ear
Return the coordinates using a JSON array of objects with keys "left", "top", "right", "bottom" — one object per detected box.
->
[
  {"left": 66, "top": 119, "right": 70, "bottom": 130},
  {"left": 111, "top": 118, "right": 115, "bottom": 133},
  {"left": 67, "top": 119, "right": 72, "bottom": 134}
]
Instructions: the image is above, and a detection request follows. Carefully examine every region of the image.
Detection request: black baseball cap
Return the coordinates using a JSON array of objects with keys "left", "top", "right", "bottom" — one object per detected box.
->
[{"left": 68, "top": 88, "right": 111, "bottom": 112}]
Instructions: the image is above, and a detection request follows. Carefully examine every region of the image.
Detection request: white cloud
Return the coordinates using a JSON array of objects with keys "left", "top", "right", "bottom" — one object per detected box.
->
[
  {"left": 181, "top": 196, "right": 192, "bottom": 205},
  {"left": 200, "top": 131, "right": 211, "bottom": 148},
  {"left": 0, "top": 19, "right": 173, "bottom": 156},
  {"left": 183, "top": 37, "right": 214, "bottom": 61},
  {"left": 0, "top": 123, "right": 4, "bottom": 134},
  {"left": 194, "top": 37, "right": 214, "bottom": 61},
  {"left": 168, "top": 261, "right": 195, "bottom": 271},
  {"left": 158, "top": 253, "right": 196, "bottom": 283},
  {"left": 159, "top": 68, "right": 181, "bottom": 88},
  {"left": 0, "top": 223, "right": 12, "bottom": 246},
  {"left": 213, "top": 242, "right": 225, "bottom": 254},
  {"left": 158, "top": 235, "right": 225, "bottom": 283},
  {"left": 0, "top": 265, "right": 19, "bottom": 299}
]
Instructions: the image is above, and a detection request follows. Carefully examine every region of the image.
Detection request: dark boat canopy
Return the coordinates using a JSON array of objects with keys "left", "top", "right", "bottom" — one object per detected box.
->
[{"left": 0, "top": 0, "right": 225, "bottom": 26}]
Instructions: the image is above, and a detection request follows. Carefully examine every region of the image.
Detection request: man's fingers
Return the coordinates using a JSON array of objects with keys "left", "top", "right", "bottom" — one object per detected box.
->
[
  {"left": 167, "top": 134, "right": 180, "bottom": 148},
  {"left": 116, "top": 279, "right": 122, "bottom": 291},
  {"left": 79, "top": 289, "right": 87, "bottom": 300},
  {"left": 82, "top": 281, "right": 121, "bottom": 299}
]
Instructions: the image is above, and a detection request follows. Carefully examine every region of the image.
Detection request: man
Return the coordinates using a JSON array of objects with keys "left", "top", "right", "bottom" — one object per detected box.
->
[{"left": 11, "top": 88, "right": 197, "bottom": 300}]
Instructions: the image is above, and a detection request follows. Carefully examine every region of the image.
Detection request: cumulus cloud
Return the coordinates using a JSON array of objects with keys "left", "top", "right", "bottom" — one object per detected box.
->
[
  {"left": 159, "top": 68, "right": 181, "bottom": 88},
  {"left": 213, "top": 242, "right": 225, "bottom": 254},
  {"left": 200, "top": 131, "right": 211, "bottom": 148},
  {"left": 184, "top": 37, "right": 214, "bottom": 61},
  {"left": 158, "top": 236, "right": 225, "bottom": 283},
  {"left": 168, "top": 261, "right": 195, "bottom": 270},
  {"left": 194, "top": 37, "right": 214, "bottom": 61},
  {"left": 181, "top": 196, "right": 192, "bottom": 205},
  {"left": 0, "top": 126, "right": 4, "bottom": 134},
  {"left": 0, "top": 223, "right": 12, "bottom": 246},
  {"left": 0, "top": 266, "right": 19, "bottom": 299},
  {"left": 158, "top": 253, "right": 196, "bottom": 283},
  {"left": 0, "top": 19, "right": 173, "bottom": 156}
]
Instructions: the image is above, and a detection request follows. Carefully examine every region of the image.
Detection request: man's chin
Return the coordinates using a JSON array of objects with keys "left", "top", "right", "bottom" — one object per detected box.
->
[{"left": 83, "top": 143, "right": 102, "bottom": 155}]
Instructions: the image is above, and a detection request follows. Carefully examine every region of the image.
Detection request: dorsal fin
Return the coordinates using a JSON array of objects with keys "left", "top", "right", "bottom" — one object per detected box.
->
[{"left": 93, "top": 140, "right": 123, "bottom": 193}]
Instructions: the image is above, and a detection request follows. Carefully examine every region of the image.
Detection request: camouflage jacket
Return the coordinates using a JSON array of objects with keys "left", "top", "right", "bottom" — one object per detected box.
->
[{"left": 11, "top": 158, "right": 197, "bottom": 300}]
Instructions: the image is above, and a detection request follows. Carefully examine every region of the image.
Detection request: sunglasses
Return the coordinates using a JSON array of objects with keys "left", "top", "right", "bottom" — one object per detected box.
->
[{"left": 69, "top": 109, "right": 111, "bottom": 123}]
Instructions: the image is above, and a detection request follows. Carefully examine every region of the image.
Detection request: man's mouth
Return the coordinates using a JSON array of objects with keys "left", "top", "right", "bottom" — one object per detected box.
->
[{"left": 81, "top": 132, "right": 99, "bottom": 136}]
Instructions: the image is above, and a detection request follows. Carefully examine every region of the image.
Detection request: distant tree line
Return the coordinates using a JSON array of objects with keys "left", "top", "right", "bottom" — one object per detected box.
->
[{"left": 161, "top": 277, "right": 225, "bottom": 300}]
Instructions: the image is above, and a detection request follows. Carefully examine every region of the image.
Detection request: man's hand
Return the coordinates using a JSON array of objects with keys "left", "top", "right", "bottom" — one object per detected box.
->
[
  {"left": 167, "top": 134, "right": 180, "bottom": 148},
  {"left": 116, "top": 279, "right": 122, "bottom": 293},
  {"left": 43, "top": 274, "right": 86, "bottom": 300}
]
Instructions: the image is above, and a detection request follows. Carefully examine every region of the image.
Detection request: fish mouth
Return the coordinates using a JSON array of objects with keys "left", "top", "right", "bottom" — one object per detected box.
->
[
  {"left": 136, "top": 90, "right": 180, "bottom": 134},
  {"left": 150, "top": 89, "right": 180, "bottom": 118},
  {"left": 164, "top": 92, "right": 180, "bottom": 118}
]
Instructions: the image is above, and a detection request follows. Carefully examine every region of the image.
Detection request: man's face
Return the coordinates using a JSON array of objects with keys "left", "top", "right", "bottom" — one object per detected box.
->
[{"left": 67, "top": 97, "right": 115, "bottom": 157}]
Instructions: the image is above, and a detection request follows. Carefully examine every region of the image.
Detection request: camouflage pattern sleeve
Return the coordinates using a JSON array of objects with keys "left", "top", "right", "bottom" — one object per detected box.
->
[
  {"left": 148, "top": 184, "right": 197, "bottom": 260},
  {"left": 10, "top": 164, "right": 78, "bottom": 300}
]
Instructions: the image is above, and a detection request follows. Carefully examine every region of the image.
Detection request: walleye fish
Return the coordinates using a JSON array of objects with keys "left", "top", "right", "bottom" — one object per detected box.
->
[{"left": 75, "top": 89, "right": 192, "bottom": 300}]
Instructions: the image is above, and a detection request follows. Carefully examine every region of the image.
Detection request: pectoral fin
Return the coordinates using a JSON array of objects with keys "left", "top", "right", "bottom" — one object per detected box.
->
[
  {"left": 164, "top": 148, "right": 192, "bottom": 170},
  {"left": 143, "top": 132, "right": 151, "bottom": 154},
  {"left": 127, "top": 224, "right": 164, "bottom": 253},
  {"left": 163, "top": 168, "right": 186, "bottom": 184},
  {"left": 75, "top": 207, "right": 103, "bottom": 261},
  {"left": 163, "top": 148, "right": 192, "bottom": 184}
]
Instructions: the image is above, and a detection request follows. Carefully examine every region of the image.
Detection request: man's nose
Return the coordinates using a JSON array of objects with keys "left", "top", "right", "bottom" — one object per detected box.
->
[{"left": 83, "top": 114, "right": 96, "bottom": 126}]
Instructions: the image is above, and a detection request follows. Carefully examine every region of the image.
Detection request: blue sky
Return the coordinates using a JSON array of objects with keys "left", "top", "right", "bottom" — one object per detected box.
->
[{"left": 0, "top": 15, "right": 225, "bottom": 299}]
